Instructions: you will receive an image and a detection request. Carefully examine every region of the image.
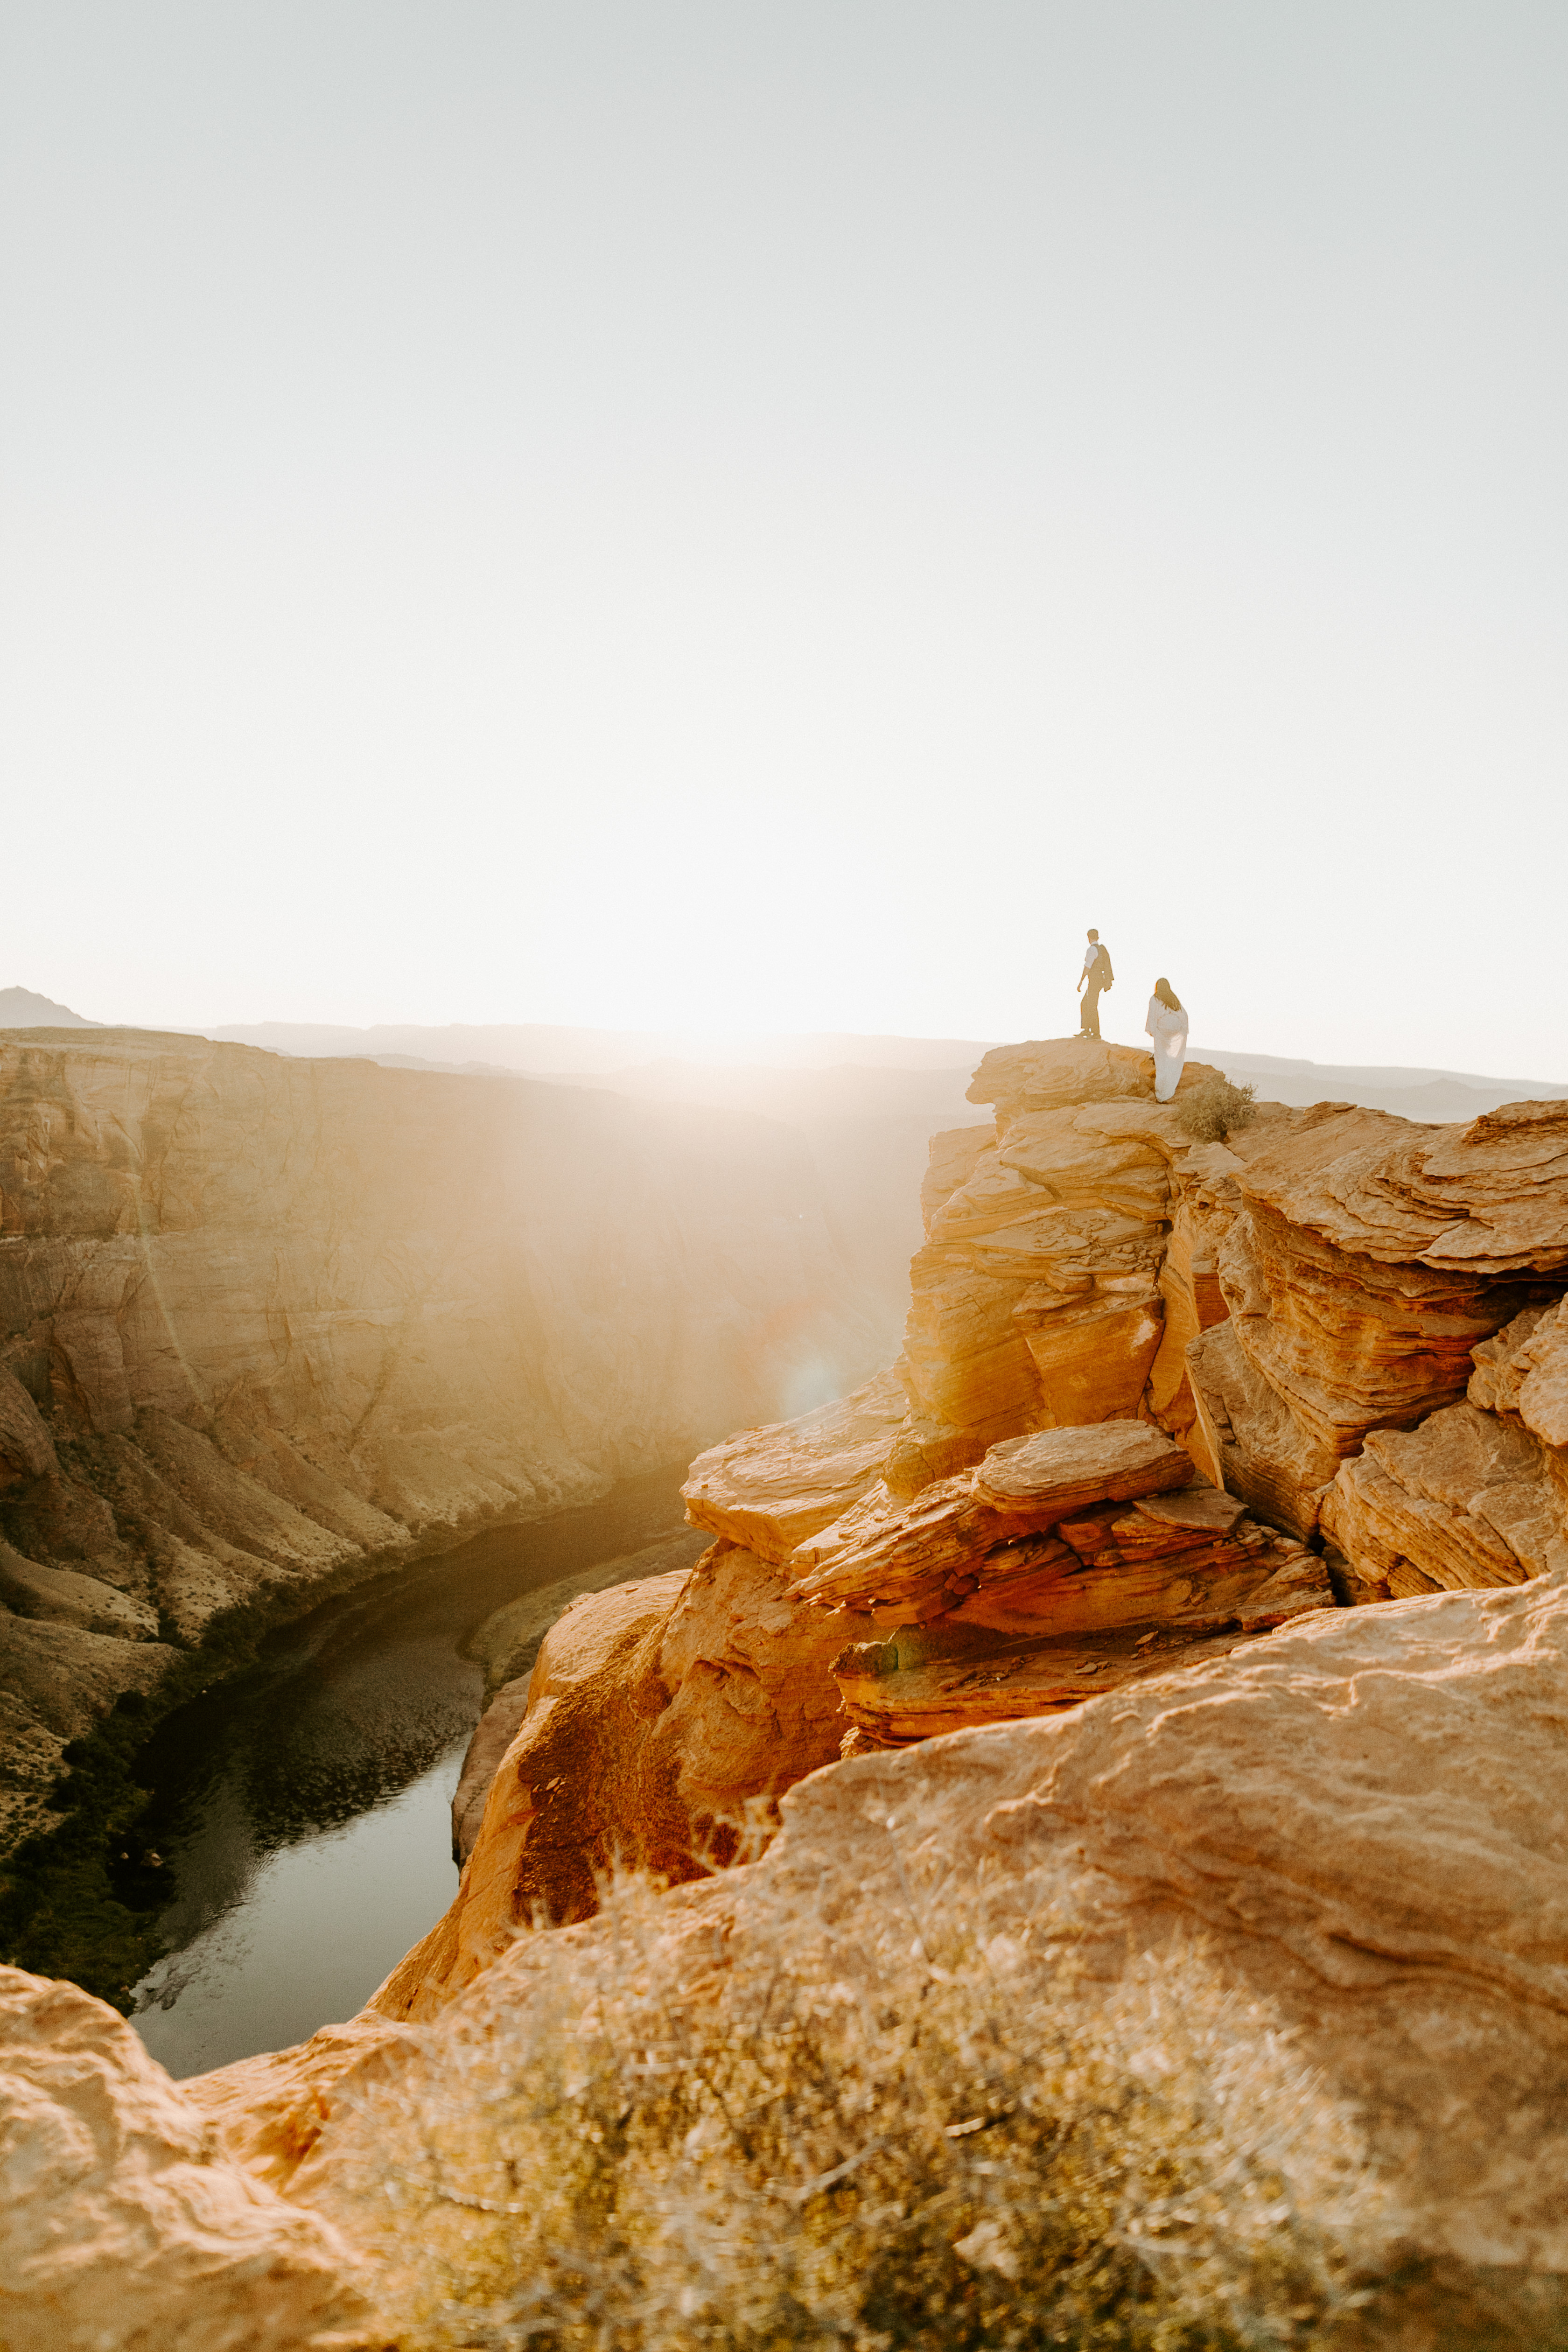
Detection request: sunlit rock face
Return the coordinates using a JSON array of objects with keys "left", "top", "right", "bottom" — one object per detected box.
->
[
  {"left": 0, "top": 1030, "right": 883, "bottom": 1846},
  {"left": 368, "top": 1045, "right": 1568, "bottom": 1998},
  {"left": 1190, "top": 1099, "right": 1568, "bottom": 1540},
  {"left": 1322, "top": 1300, "right": 1568, "bottom": 1597}
]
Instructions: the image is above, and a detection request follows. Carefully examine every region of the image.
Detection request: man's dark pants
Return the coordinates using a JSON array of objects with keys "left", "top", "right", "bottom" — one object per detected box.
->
[{"left": 1079, "top": 985, "right": 1102, "bottom": 1040}]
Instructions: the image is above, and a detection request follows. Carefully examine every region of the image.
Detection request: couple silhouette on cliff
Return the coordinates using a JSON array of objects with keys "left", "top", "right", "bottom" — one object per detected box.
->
[{"left": 1074, "top": 928, "right": 1189, "bottom": 1103}]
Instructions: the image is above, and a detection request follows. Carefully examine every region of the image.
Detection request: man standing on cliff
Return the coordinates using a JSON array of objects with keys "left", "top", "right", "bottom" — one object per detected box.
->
[{"left": 1076, "top": 929, "right": 1113, "bottom": 1040}]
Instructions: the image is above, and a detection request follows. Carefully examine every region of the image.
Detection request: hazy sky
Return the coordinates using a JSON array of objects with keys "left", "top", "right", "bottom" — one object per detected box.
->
[{"left": 4, "top": 4, "right": 1564, "bottom": 1072}]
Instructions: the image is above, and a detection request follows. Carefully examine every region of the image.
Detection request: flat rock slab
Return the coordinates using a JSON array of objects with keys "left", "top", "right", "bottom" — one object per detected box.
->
[
  {"left": 975, "top": 1421, "right": 1191, "bottom": 1507},
  {"left": 1133, "top": 1483, "right": 1248, "bottom": 1533},
  {"left": 682, "top": 1367, "right": 910, "bottom": 1563},
  {"left": 790, "top": 1424, "right": 1197, "bottom": 1613}
]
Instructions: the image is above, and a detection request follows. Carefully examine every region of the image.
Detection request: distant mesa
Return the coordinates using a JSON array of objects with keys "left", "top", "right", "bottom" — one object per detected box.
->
[{"left": 0, "top": 985, "right": 99, "bottom": 1028}]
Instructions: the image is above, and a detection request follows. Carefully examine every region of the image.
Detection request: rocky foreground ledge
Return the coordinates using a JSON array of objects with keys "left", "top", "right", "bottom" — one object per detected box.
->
[{"left": 9, "top": 1570, "right": 1568, "bottom": 2347}]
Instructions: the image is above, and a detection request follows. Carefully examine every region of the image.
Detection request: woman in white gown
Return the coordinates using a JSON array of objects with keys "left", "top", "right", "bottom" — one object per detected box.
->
[{"left": 1145, "top": 977, "right": 1189, "bottom": 1102}]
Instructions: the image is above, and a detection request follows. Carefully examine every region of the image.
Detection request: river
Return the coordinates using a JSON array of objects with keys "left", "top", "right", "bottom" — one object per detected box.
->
[{"left": 127, "top": 1466, "right": 693, "bottom": 2079}]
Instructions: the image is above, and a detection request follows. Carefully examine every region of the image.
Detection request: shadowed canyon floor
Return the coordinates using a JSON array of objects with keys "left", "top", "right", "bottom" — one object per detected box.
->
[{"left": 6, "top": 1034, "right": 1568, "bottom": 2349}]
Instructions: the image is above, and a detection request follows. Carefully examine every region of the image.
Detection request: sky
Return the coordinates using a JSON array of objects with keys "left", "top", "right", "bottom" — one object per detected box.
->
[{"left": 3, "top": 2, "right": 1564, "bottom": 1075}]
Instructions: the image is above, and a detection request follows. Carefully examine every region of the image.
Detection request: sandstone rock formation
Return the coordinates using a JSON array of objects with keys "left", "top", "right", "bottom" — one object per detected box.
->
[
  {"left": 343, "top": 1416, "right": 1329, "bottom": 2032},
  {"left": 0, "top": 1964, "right": 365, "bottom": 2350},
  {"left": 451, "top": 1526, "right": 708, "bottom": 1864},
  {"left": 358, "top": 1042, "right": 1568, "bottom": 1998},
  {"left": 1321, "top": 1300, "right": 1568, "bottom": 1599},
  {"left": 374, "top": 1531, "right": 866, "bottom": 2015},
  {"left": 900, "top": 1045, "right": 1222, "bottom": 1453},
  {"left": 0, "top": 1029, "right": 884, "bottom": 1848},
  {"left": 1188, "top": 1099, "right": 1568, "bottom": 1539},
  {"left": 197, "top": 1574, "right": 1568, "bottom": 2346},
  {"left": 802, "top": 1428, "right": 1329, "bottom": 1747}
]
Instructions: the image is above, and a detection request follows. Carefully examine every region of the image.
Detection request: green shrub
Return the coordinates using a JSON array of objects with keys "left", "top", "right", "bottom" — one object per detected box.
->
[
  {"left": 322, "top": 1866, "right": 1375, "bottom": 2351},
  {"left": 1176, "top": 1078, "right": 1258, "bottom": 1145}
]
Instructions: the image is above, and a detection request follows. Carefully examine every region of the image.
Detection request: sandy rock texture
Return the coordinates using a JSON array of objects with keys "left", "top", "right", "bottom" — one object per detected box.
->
[
  {"left": 373, "top": 1530, "right": 866, "bottom": 2014},
  {"left": 202, "top": 1575, "right": 1568, "bottom": 2347},
  {"left": 214, "top": 1428, "right": 1325, "bottom": 2066},
  {"left": 900, "top": 1043, "right": 1220, "bottom": 1454},
  {"left": 803, "top": 1426, "right": 1330, "bottom": 1746},
  {"left": 0, "top": 1029, "right": 883, "bottom": 1848},
  {"left": 1322, "top": 1301, "right": 1568, "bottom": 1598},
  {"left": 450, "top": 1526, "right": 709, "bottom": 1863},
  {"left": 1189, "top": 1098, "right": 1568, "bottom": 1541},
  {"left": 0, "top": 1964, "right": 366, "bottom": 2350}
]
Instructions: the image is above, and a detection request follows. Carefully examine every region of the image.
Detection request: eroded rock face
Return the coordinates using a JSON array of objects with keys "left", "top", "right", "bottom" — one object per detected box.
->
[
  {"left": 209, "top": 1578, "right": 1568, "bottom": 2345},
  {"left": 903, "top": 1087, "right": 1200, "bottom": 1447},
  {"left": 450, "top": 1527, "right": 709, "bottom": 1865},
  {"left": 679, "top": 1366, "right": 908, "bottom": 1561},
  {"left": 363, "top": 1541, "right": 864, "bottom": 2022},
  {"left": 803, "top": 1429, "right": 1327, "bottom": 1747},
  {"left": 0, "top": 1031, "right": 883, "bottom": 1845},
  {"left": 313, "top": 1421, "right": 1327, "bottom": 2022},
  {"left": 0, "top": 1965, "right": 365, "bottom": 2350},
  {"left": 1321, "top": 1305, "right": 1568, "bottom": 1599},
  {"left": 1187, "top": 1102, "right": 1568, "bottom": 1538}
]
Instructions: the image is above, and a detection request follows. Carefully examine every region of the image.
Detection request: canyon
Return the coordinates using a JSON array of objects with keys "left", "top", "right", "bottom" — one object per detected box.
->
[
  {"left": 6, "top": 1029, "right": 1568, "bottom": 2348},
  {"left": 0, "top": 1028, "right": 887, "bottom": 1857}
]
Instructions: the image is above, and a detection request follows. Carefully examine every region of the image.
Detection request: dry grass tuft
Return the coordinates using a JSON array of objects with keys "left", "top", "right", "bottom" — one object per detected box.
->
[{"left": 319, "top": 1836, "right": 1385, "bottom": 2351}]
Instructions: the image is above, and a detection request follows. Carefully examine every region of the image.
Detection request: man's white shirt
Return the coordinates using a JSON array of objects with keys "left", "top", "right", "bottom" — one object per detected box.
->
[{"left": 1081, "top": 943, "right": 1103, "bottom": 980}]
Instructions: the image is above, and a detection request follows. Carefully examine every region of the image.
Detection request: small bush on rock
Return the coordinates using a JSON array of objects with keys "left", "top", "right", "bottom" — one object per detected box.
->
[
  {"left": 322, "top": 1862, "right": 1378, "bottom": 2351},
  {"left": 1177, "top": 1077, "right": 1258, "bottom": 1145}
]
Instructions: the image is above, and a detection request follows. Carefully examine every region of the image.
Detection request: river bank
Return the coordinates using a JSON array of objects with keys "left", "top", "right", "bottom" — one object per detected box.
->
[{"left": 0, "top": 1468, "right": 700, "bottom": 2036}]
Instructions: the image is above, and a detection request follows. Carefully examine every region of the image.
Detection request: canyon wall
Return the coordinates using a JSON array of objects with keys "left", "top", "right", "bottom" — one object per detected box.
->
[{"left": 0, "top": 1029, "right": 885, "bottom": 1849}]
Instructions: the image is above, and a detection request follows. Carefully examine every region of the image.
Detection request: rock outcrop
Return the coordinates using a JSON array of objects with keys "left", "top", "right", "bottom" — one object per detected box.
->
[
  {"left": 1321, "top": 1299, "right": 1568, "bottom": 1598},
  {"left": 0, "top": 1030, "right": 884, "bottom": 1848},
  {"left": 196, "top": 1575, "right": 1568, "bottom": 2346},
  {"left": 450, "top": 1526, "right": 708, "bottom": 1864},
  {"left": 359, "top": 1043, "right": 1568, "bottom": 2002},
  {"left": 226, "top": 1046, "right": 1324, "bottom": 2023},
  {"left": 0, "top": 1965, "right": 365, "bottom": 2350},
  {"left": 1188, "top": 1099, "right": 1568, "bottom": 1538}
]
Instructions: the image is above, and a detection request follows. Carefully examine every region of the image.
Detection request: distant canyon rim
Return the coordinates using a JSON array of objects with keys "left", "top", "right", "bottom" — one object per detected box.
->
[{"left": 4, "top": 1006, "right": 1568, "bottom": 2351}]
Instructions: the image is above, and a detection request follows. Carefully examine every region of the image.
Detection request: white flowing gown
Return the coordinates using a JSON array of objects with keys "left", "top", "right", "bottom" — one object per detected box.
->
[{"left": 1145, "top": 995, "right": 1189, "bottom": 1102}]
